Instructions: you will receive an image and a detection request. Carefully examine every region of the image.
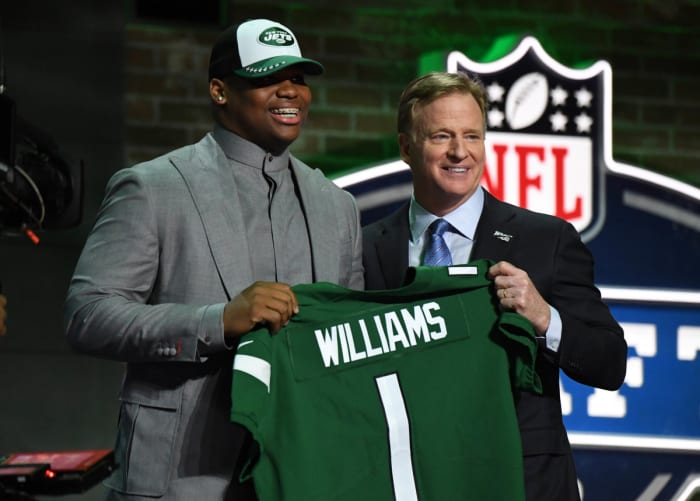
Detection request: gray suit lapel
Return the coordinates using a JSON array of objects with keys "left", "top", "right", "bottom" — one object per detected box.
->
[
  {"left": 171, "top": 135, "right": 254, "bottom": 300},
  {"left": 292, "top": 158, "right": 338, "bottom": 283}
]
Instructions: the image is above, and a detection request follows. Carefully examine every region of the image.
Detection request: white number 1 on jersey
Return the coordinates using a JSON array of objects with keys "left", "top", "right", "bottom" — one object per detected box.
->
[{"left": 375, "top": 373, "right": 419, "bottom": 501}]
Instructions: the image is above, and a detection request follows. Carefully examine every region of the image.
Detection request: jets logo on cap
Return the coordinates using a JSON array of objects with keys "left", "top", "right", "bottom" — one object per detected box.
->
[{"left": 259, "top": 28, "right": 294, "bottom": 46}]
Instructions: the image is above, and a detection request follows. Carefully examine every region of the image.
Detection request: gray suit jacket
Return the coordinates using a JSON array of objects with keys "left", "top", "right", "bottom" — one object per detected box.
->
[{"left": 64, "top": 133, "right": 364, "bottom": 500}]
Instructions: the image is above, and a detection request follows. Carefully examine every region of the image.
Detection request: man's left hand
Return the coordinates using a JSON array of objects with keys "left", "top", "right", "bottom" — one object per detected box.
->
[{"left": 488, "top": 261, "right": 550, "bottom": 335}]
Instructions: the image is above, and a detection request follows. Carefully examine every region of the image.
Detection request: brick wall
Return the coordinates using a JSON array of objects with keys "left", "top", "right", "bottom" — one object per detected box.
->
[{"left": 125, "top": 0, "right": 700, "bottom": 185}]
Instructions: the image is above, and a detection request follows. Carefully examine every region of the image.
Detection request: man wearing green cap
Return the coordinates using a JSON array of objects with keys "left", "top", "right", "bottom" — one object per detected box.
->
[{"left": 64, "top": 18, "right": 363, "bottom": 500}]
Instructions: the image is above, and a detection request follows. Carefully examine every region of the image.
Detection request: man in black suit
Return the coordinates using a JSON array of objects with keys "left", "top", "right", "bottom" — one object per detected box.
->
[{"left": 362, "top": 72, "right": 627, "bottom": 501}]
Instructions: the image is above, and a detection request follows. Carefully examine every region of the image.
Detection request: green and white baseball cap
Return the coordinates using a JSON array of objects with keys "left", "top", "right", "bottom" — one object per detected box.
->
[{"left": 208, "top": 18, "right": 324, "bottom": 79}]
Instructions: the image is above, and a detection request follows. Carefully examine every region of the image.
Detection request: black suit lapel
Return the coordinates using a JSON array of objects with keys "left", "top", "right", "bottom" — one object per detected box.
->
[
  {"left": 368, "top": 194, "right": 520, "bottom": 288},
  {"left": 471, "top": 191, "right": 519, "bottom": 263},
  {"left": 374, "top": 204, "right": 410, "bottom": 289}
]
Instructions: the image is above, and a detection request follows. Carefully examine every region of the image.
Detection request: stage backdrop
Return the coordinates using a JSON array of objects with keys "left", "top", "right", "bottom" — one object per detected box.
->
[{"left": 333, "top": 36, "right": 700, "bottom": 501}]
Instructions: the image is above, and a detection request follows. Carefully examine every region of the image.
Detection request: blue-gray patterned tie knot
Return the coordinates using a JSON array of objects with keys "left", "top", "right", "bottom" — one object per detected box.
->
[{"left": 423, "top": 218, "right": 453, "bottom": 266}]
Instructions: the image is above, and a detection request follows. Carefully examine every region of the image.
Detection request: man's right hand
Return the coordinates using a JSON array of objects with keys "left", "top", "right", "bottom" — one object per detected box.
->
[{"left": 223, "top": 282, "right": 298, "bottom": 338}]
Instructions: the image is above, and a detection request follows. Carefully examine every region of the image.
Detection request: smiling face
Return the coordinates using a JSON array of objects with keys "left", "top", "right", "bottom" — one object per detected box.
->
[
  {"left": 400, "top": 92, "right": 486, "bottom": 216},
  {"left": 211, "top": 65, "right": 311, "bottom": 155}
]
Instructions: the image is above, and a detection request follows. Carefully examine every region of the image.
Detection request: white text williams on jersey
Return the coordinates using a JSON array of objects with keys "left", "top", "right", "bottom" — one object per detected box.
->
[{"left": 314, "top": 302, "right": 450, "bottom": 368}]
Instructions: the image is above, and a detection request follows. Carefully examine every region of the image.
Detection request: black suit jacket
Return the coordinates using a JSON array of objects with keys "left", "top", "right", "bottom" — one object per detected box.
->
[{"left": 362, "top": 190, "right": 627, "bottom": 500}]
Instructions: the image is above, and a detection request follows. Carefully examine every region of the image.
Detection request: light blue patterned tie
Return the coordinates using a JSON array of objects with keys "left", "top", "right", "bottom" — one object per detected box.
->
[{"left": 423, "top": 219, "right": 453, "bottom": 266}]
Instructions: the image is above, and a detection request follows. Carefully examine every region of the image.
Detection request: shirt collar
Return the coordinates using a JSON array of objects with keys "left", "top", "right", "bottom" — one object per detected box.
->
[
  {"left": 409, "top": 187, "right": 485, "bottom": 243},
  {"left": 212, "top": 125, "right": 290, "bottom": 172}
]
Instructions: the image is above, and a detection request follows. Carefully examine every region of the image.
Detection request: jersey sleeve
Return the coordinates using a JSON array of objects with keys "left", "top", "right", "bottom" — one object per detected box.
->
[
  {"left": 230, "top": 328, "right": 273, "bottom": 480},
  {"left": 497, "top": 311, "right": 543, "bottom": 394}
]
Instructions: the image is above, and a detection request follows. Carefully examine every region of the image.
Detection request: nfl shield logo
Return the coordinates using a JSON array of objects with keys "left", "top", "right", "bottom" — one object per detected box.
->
[
  {"left": 332, "top": 35, "right": 700, "bottom": 501},
  {"left": 336, "top": 36, "right": 613, "bottom": 242},
  {"left": 446, "top": 36, "right": 610, "bottom": 240}
]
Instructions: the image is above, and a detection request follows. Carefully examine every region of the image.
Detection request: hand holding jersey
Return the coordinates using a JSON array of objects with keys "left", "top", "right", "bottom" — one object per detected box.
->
[
  {"left": 231, "top": 260, "right": 542, "bottom": 500},
  {"left": 489, "top": 260, "right": 552, "bottom": 335},
  {"left": 224, "top": 281, "right": 299, "bottom": 337}
]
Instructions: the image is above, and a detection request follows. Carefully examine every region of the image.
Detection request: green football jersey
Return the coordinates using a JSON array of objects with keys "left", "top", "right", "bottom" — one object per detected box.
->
[{"left": 231, "top": 259, "right": 541, "bottom": 500}]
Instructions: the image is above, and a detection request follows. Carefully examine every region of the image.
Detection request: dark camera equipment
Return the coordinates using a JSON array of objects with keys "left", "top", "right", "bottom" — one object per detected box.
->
[
  {"left": 0, "top": 91, "right": 83, "bottom": 242},
  {"left": 0, "top": 449, "right": 116, "bottom": 499}
]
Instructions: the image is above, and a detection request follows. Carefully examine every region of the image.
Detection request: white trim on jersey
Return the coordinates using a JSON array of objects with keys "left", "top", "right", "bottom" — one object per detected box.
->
[
  {"left": 376, "top": 373, "right": 419, "bottom": 501},
  {"left": 234, "top": 354, "right": 271, "bottom": 393},
  {"left": 447, "top": 265, "right": 478, "bottom": 276}
]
